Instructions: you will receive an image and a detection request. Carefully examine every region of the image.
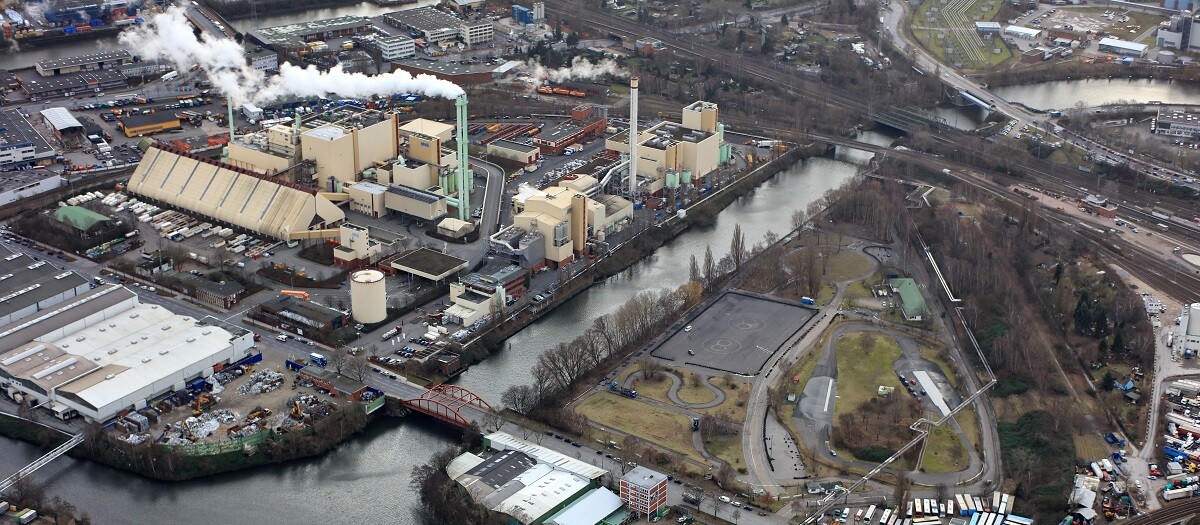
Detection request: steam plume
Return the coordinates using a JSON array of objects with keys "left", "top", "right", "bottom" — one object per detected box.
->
[
  {"left": 527, "top": 57, "right": 625, "bottom": 86},
  {"left": 120, "top": 7, "right": 465, "bottom": 105}
]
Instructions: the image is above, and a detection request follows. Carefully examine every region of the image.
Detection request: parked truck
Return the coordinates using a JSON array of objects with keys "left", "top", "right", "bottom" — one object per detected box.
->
[
  {"left": 308, "top": 352, "right": 328, "bottom": 367},
  {"left": 608, "top": 381, "right": 637, "bottom": 399},
  {"left": 801, "top": 296, "right": 816, "bottom": 305},
  {"left": 1163, "top": 487, "right": 1194, "bottom": 501}
]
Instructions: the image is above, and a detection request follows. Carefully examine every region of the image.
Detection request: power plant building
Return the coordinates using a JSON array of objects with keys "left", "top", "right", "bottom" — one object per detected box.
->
[
  {"left": 0, "top": 285, "right": 255, "bottom": 423},
  {"left": 127, "top": 143, "right": 346, "bottom": 241},
  {"left": 606, "top": 101, "right": 724, "bottom": 194},
  {"left": 383, "top": 7, "right": 493, "bottom": 46},
  {"left": 492, "top": 185, "right": 631, "bottom": 269}
]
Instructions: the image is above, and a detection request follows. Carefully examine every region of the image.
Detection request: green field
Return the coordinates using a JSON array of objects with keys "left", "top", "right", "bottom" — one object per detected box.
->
[
  {"left": 921, "top": 421, "right": 970, "bottom": 473},
  {"left": 833, "top": 332, "right": 904, "bottom": 421},
  {"left": 823, "top": 251, "right": 874, "bottom": 281},
  {"left": 911, "top": 0, "right": 1013, "bottom": 70},
  {"left": 575, "top": 393, "right": 702, "bottom": 461}
]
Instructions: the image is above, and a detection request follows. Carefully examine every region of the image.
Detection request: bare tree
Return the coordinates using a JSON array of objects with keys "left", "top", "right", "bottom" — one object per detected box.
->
[
  {"left": 501, "top": 384, "right": 538, "bottom": 415},
  {"left": 329, "top": 351, "right": 349, "bottom": 374},
  {"left": 640, "top": 357, "right": 665, "bottom": 381}
]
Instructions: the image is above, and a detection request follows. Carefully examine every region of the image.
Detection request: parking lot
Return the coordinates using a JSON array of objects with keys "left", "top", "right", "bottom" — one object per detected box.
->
[{"left": 652, "top": 292, "right": 816, "bottom": 376}]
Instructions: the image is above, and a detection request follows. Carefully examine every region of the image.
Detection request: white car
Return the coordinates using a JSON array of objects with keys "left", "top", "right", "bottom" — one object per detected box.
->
[
  {"left": 719, "top": 496, "right": 731, "bottom": 503},
  {"left": 683, "top": 325, "right": 693, "bottom": 332}
]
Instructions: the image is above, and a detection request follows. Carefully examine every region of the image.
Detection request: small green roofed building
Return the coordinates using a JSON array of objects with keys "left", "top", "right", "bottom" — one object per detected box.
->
[
  {"left": 52, "top": 205, "right": 119, "bottom": 238},
  {"left": 888, "top": 278, "right": 927, "bottom": 321}
]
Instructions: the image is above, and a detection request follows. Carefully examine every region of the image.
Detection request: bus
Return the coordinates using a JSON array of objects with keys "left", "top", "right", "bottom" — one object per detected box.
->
[
  {"left": 161, "top": 70, "right": 178, "bottom": 82},
  {"left": 864, "top": 505, "right": 877, "bottom": 524}
]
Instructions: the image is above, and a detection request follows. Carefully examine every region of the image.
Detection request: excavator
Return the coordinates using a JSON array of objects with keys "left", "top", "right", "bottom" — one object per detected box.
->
[
  {"left": 191, "top": 393, "right": 215, "bottom": 416},
  {"left": 290, "top": 400, "right": 304, "bottom": 420}
]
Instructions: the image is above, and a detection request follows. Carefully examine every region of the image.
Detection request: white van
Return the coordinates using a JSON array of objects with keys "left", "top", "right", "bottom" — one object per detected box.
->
[{"left": 276, "top": 334, "right": 290, "bottom": 341}]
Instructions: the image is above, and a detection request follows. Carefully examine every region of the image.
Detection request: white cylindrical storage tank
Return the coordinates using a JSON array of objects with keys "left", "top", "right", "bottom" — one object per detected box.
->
[
  {"left": 350, "top": 269, "right": 387, "bottom": 324},
  {"left": 1188, "top": 303, "right": 1200, "bottom": 336}
]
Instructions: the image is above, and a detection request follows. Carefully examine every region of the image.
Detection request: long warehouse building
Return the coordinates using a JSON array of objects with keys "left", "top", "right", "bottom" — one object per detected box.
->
[
  {"left": 127, "top": 144, "right": 346, "bottom": 240},
  {"left": 0, "top": 284, "right": 255, "bottom": 422}
]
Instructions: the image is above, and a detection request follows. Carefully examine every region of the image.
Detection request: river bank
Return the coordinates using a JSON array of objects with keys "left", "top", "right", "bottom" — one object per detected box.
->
[
  {"left": 975, "top": 62, "right": 1200, "bottom": 90},
  {"left": 0, "top": 399, "right": 381, "bottom": 482}
]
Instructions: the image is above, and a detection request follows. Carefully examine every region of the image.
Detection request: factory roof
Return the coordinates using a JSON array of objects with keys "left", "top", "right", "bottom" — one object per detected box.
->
[
  {"left": 1098, "top": 37, "right": 1148, "bottom": 53},
  {"left": 0, "top": 251, "right": 90, "bottom": 322},
  {"left": 1004, "top": 25, "right": 1042, "bottom": 37},
  {"left": 51, "top": 304, "right": 240, "bottom": 411},
  {"left": 491, "top": 139, "right": 538, "bottom": 154},
  {"left": 261, "top": 295, "right": 346, "bottom": 326},
  {"left": 297, "top": 366, "right": 368, "bottom": 395},
  {"left": 386, "top": 6, "right": 467, "bottom": 33},
  {"left": 974, "top": 21, "right": 1002, "bottom": 31},
  {"left": 119, "top": 113, "right": 181, "bottom": 129},
  {"left": 621, "top": 465, "right": 668, "bottom": 490},
  {"left": 244, "top": 45, "right": 277, "bottom": 59},
  {"left": 350, "top": 181, "right": 389, "bottom": 195},
  {"left": 35, "top": 51, "right": 132, "bottom": 71},
  {"left": 52, "top": 206, "right": 113, "bottom": 231},
  {"left": 182, "top": 275, "right": 245, "bottom": 298},
  {"left": 39, "top": 107, "right": 83, "bottom": 131},
  {"left": 0, "top": 171, "right": 62, "bottom": 193},
  {"left": 496, "top": 469, "right": 591, "bottom": 525},
  {"left": 304, "top": 125, "right": 346, "bottom": 141},
  {"left": 547, "top": 488, "right": 623, "bottom": 525},
  {"left": 387, "top": 184, "right": 442, "bottom": 204},
  {"left": 485, "top": 432, "right": 608, "bottom": 480},
  {"left": 389, "top": 247, "right": 468, "bottom": 281},
  {"left": 539, "top": 121, "right": 586, "bottom": 143},
  {"left": 0, "top": 285, "right": 132, "bottom": 355},
  {"left": 1158, "top": 110, "right": 1200, "bottom": 125},
  {"left": 447, "top": 451, "right": 485, "bottom": 480},
  {"left": 19, "top": 70, "right": 127, "bottom": 97},
  {"left": 0, "top": 69, "right": 15, "bottom": 86},
  {"left": 248, "top": 15, "right": 372, "bottom": 46},
  {"left": 400, "top": 118, "right": 454, "bottom": 140},
  {"left": 0, "top": 109, "right": 55, "bottom": 160},
  {"left": 393, "top": 58, "right": 503, "bottom": 77},
  {"left": 466, "top": 449, "right": 538, "bottom": 488}
]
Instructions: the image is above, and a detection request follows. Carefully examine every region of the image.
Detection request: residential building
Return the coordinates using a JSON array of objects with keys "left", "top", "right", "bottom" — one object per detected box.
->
[{"left": 619, "top": 466, "right": 668, "bottom": 519}]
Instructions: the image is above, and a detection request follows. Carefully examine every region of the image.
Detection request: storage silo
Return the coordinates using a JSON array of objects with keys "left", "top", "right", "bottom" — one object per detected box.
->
[
  {"left": 1188, "top": 303, "right": 1200, "bottom": 337},
  {"left": 350, "top": 269, "right": 387, "bottom": 324}
]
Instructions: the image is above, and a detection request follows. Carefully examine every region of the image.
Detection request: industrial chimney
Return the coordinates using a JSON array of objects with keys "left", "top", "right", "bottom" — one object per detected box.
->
[
  {"left": 629, "top": 76, "right": 638, "bottom": 197},
  {"left": 571, "top": 193, "right": 587, "bottom": 253}
]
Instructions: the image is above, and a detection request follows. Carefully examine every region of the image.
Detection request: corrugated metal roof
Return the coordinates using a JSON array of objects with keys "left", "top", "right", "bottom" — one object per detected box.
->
[
  {"left": 485, "top": 432, "right": 608, "bottom": 480},
  {"left": 39, "top": 107, "right": 82, "bottom": 131},
  {"left": 549, "top": 488, "right": 623, "bottom": 525}
]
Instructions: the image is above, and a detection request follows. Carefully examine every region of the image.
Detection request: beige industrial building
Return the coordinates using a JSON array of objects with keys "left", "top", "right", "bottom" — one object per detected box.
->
[
  {"left": 486, "top": 139, "right": 540, "bottom": 166},
  {"left": 301, "top": 116, "right": 401, "bottom": 190},
  {"left": 127, "top": 144, "right": 346, "bottom": 241},
  {"left": 606, "top": 101, "right": 722, "bottom": 195},
  {"left": 333, "top": 223, "right": 385, "bottom": 268},
  {"left": 493, "top": 185, "right": 632, "bottom": 269}
]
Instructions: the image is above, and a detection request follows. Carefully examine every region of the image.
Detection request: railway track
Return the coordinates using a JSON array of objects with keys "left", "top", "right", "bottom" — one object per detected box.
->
[{"left": 1126, "top": 498, "right": 1200, "bottom": 525}]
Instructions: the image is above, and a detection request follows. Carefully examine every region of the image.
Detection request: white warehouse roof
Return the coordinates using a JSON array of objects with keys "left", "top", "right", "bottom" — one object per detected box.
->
[
  {"left": 39, "top": 107, "right": 83, "bottom": 131},
  {"left": 550, "top": 488, "right": 623, "bottom": 525},
  {"left": 485, "top": 432, "right": 609, "bottom": 480},
  {"left": 495, "top": 468, "right": 590, "bottom": 525},
  {"left": 974, "top": 21, "right": 1001, "bottom": 31},
  {"left": 1098, "top": 37, "right": 1147, "bottom": 53},
  {"left": 1004, "top": 25, "right": 1042, "bottom": 37}
]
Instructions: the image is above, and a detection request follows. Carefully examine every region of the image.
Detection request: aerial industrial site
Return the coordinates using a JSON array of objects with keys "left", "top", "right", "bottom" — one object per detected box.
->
[{"left": 2, "top": 0, "right": 1200, "bottom": 523}]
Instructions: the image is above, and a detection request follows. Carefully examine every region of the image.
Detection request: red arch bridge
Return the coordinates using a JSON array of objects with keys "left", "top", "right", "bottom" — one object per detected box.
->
[{"left": 402, "top": 384, "right": 496, "bottom": 428}]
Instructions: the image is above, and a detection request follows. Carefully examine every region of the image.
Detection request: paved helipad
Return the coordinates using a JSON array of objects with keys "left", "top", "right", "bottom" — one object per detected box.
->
[{"left": 652, "top": 292, "right": 816, "bottom": 376}]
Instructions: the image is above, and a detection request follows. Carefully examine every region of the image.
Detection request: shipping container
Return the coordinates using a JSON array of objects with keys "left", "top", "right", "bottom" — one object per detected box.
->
[
  {"left": 230, "top": 245, "right": 246, "bottom": 254},
  {"left": 1164, "top": 487, "right": 1194, "bottom": 500}
]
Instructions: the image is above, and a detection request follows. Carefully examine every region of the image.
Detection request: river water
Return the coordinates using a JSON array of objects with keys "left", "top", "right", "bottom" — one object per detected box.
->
[{"left": 0, "top": 149, "right": 867, "bottom": 524}]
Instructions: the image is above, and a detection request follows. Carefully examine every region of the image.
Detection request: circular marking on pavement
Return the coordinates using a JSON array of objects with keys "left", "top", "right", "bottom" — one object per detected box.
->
[
  {"left": 705, "top": 337, "right": 743, "bottom": 355},
  {"left": 728, "top": 316, "right": 766, "bottom": 332}
]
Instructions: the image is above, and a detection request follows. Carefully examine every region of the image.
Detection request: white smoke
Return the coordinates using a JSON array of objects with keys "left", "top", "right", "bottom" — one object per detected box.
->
[
  {"left": 118, "top": 7, "right": 263, "bottom": 105},
  {"left": 527, "top": 57, "right": 625, "bottom": 86},
  {"left": 260, "top": 63, "right": 464, "bottom": 102},
  {"left": 120, "top": 7, "right": 464, "bottom": 106}
]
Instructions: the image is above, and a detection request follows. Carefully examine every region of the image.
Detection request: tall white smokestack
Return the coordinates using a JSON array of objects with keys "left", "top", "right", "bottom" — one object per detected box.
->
[{"left": 629, "top": 76, "right": 638, "bottom": 197}]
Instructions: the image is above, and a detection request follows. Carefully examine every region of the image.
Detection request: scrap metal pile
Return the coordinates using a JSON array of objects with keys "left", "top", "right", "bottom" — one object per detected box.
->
[{"left": 237, "top": 369, "right": 286, "bottom": 396}]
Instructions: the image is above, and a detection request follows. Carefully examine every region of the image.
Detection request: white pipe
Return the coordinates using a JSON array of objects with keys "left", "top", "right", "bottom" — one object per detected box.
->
[{"left": 629, "top": 76, "right": 638, "bottom": 197}]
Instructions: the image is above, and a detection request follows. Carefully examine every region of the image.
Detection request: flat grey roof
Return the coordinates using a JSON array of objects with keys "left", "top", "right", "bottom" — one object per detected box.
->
[
  {"left": 387, "top": 184, "right": 442, "bottom": 204},
  {"left": 0, "top": 285, "right": 134, "bottom": 354},
  {"left": 390, "top": 247, "right": 468, "bottom": 280},
  {"left": 621, "top": 465, "right": 668, "bottom": 490},
  {"left": 249, "top": 15, "right": 371, "bottom": 46},
  {"left": 0, "top": 109, "right": 55, "bottom": 160},
  {"left": 0, "top": 253, "right": 90, "bottom": 321},
  {"left": 393, "top": 59, "right": 499, "bottom": 76},
  {"left": 20, "top": 70, "right": 127, "bottom": 96},
  {"left": 385, "top": 7, "right": 464, "bottom": 33},
  {"left": 39, "top": 107, "right": 83, "bottom": 131},
  {"left": 36, "top": 51, "right": 131, "bottom": 71},
  {"left": 120, "top": 113, "right": 182, "bottom": 129},
  {"left": 490, "top": 139, "right": 538, "bottom": 154},
  {"left": 0, "top": 171, "right": 61, "bottom": 193},
  {"left": 467, "top": 449, "right": 536, "bottom": 488}
]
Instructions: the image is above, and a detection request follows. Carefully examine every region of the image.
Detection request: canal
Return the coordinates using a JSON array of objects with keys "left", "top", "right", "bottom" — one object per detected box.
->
[{"left": 0, "top": 149, "right": 867, "bottom": 524}]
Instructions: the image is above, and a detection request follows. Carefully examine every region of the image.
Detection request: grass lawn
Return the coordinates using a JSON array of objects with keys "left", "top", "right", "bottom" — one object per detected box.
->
[
  {"left": 833, "top": 332, "right": 904, "bottom": 423},
  {"left": 822, "top": 251, "right": 874, "bottom": 281},
  {"left": 575, "top": 393, "right": 703, "bottom": 462},
  {"left": 676, "top": 370, "right": 718, "bottom": 405},
  {"left": 625, "top": 373, "right": 674, "bottom": 406},
  {"left": 1073, "top": 433, "right": 1111, "bottom": 462},
  {"left": 846, "top": 279, "right": 874, "bottom": 301},
  {"left": 704, "top": 432, "right": 746, "bottom": 472},
  {"left": 956, "top": 406, "right": 982, "bottom": 451},
  {"left": 922, "top": 421, "right": 970, "bottom": 473},
  {"left": 699, "top": 378, "right": 750, "bottom": 422}
]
